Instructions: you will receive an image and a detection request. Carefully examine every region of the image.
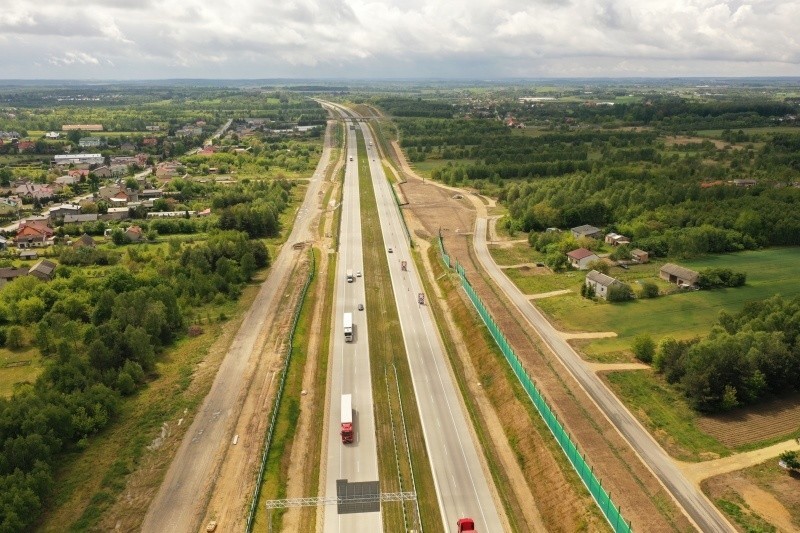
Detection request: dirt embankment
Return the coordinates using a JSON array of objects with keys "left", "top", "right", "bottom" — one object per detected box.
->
[{"left": 398, "top": 155, "right": 693, "bottom": 532}]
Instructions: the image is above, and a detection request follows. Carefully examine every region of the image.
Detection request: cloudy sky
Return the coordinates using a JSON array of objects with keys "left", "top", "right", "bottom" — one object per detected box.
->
[{"left": 1, "top": 0, "right": 798, "bottom": 79}]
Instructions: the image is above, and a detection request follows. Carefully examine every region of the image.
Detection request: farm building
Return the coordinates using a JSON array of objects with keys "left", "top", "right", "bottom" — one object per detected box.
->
[
  {"left": 585, "top": 270, "right": 621, "bottom": 300},
  {"left": 571, "top": 224, "right": 603, "bottom": 240},
  {"left": 660, "top": 263, "right": 699, "bottom": 287},
  {"left": 631, "top": 249, "right": 649, "bottom": 263},
  {"left": 566, "top": 248, "right": 600, "bottom": 270},
  {"left": 605, "top": 233, "right": 631, "bottom": 246}
]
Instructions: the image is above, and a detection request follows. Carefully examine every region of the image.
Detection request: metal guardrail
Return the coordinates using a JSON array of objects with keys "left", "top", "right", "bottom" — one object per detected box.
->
[
  {"left": 245, "top": 249, "right": 316, "bottom": 532},
  {"left": 437, "top": 234, "right": 633, "bottom": 533}
]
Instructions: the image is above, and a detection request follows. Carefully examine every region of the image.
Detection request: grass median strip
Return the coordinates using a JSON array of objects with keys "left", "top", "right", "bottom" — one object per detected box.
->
[{"left": 357, "top": 130, "right": 440, "bottom": 531}]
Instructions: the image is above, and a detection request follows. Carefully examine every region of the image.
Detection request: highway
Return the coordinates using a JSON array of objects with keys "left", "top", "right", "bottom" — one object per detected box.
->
[
  {"left": 359, "top": 120, "right": 506, "bottom": 531},
  {"left": 141, "top": 120, "right": 333, "bottom": 532},
  {"left": 472, "top": 218, "right": 734, "bottom": 533},
  {"left": 322, "top": 117, "right": 382, "bottom": 532}
]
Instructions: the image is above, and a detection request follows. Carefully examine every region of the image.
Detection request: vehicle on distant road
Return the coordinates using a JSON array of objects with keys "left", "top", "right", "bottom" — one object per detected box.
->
[
  {"left": 401, "top": 260, "right": 407, "bottom": 271},
  {"left": 358, "top": 303, "right": 364, "bottom": 311},
  {"left": 357, "top": 270, "right": 362, "bottom": 277},
  {"left": 349, "top": 156, "right": 353, "bottom": 161},
  {"left": 346, "top": 269, "right": 354, "bottom": 282},
  {"left": 344, "top": 312, "right": 353, "bottom": 342},
  {"left": 341, "top": 394, "right": 354, "bottom": 444},
  {"left": 388, "top": 247, "right": 393, "bottom": 253},
  {"left": 456, "top": 518, "right": 476, "bottom": 532},
  {"left": 418, "top": 293, "right": 425, "bottom": 305}
]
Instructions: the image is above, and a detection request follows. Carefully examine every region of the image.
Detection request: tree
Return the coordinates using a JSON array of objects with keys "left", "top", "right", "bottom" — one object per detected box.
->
[
  {"left": 639, "top": 281, "right": 660, "bottom": 298},
  {"left": 607, "top": 282, "right": 634, "bottom": 302},
  {"left": 779, "top": 450, "right": 800, "bottom": 470},
  {"left": 586, "top": 259, "right": 610, "bottom": 275},
  {"left": 5, "top": 325, "right": 25, "bottom": 349},
  {"left": 632, "top": 334, "right": 656, "bottom": 363}
]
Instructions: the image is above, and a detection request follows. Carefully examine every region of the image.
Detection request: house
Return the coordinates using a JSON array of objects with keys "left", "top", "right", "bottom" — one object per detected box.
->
[
  {"left": 19, "top": 250, "right": 38, "bottom": 260},
  {"left": 585, "top": 270, "right": 622, "bottom": 300},
  {"left": 17, "top": 140, "right": 36, "bottom": 152},
  {"left": 155, "top": 161, "right": 182, "bottom": 180},
  {"left": 733, "top": 178, "right": 757, "bottom": 188},
  {"left": 73, "top": 233, "right": 96, "bottom": 248},
  {"left": 103, "top": 207, "right": 131, "bottom": 221},
  {"left": 45, "top": 131, "right": 60, "bottom": 139},
  {"left": 631, "top": 249, "right": 649, "bottom": 264},
  {"left": 119, "top": 142, "right": 136, "bottom": 152},
  {"left": 142, "top": 137, "right": 158, "bottom": 147},
  {"left": 78, "top": 137, "right": 102, "bottom": 148},
  {"left": 62, "top": 124, "right": 103, "bottom": 131},
  {"left": 605, "top": 233, "right": 631, "bottom": 246},
  {"left": 147, "top": 210, "right": 196, "bottom": 218},
  {"left": 48, "top": 203, "right": 82, "bottom": 220},
  {"left": 0, "top": 267, "right": 28, "bottom": 287},
  {"left": 140, "top": 188, "right": 163, "bottom": 199},
  {"left": 54, "top": 153, "right": 104, "bottom": 166},
  {"left": 55, "top": 174, "right": 80, "bottom": 186},
  {"left": 68, "top": 168, "right": 90, "bottom": 179},
  {"left": 566, "top": 248, "right": 600, "bottom": 270},
  {"left": 0, "top": 236, "right": 6, "bottom": 250},
  {"left": 92, "top": 166, "right": 112, "bottom": 178},
  {"left": 63, "top": 213, "right": 99, "bottom": 224},
  {"left": 659, "top": 263, "right": 700, "bottom": 287},
  {"left": 16, "top": 220, "right": 54, "bottom": 248},
  {"left": 571, "top": 224, "right": 603, "bottom": 240},
  {"left": 14, "top": 182, "right": 55, "bottom": 200},
  {"left": 125, "top": 225, "right": 144, "bottom": 242},
  {"left": 28, "top": 259, "right": 56, "bottom": 281}
]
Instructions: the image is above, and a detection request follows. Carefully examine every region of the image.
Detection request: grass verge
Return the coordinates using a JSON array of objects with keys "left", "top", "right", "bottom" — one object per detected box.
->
[{"left": 253, "top": 249, "right": 317, "bottom": 530}]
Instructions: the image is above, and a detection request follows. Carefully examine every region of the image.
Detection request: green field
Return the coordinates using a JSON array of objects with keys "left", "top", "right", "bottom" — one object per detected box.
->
[
  {"left": 533, "top": 248, "right": 800, "bottom": 360},
  {"left": 0, "top": 347, "right": 43, "bottom": 397}
]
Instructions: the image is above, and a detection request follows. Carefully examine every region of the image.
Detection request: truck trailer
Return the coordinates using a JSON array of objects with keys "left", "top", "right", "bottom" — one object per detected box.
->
[
  {"left": 343, "top": 312, "right": 353, "bottom": 342},
  {"left": 341, "top": 394, "right": 353, "bottom": 444}
]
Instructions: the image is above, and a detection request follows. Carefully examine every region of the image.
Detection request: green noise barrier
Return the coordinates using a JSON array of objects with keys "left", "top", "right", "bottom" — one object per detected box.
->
[{"left": 438, "top": 235, "right": 632, "bottom": 533}]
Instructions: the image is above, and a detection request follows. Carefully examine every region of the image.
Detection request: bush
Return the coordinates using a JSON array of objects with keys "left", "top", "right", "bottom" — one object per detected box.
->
[
  {"left": 639, "top": 281, "right": 660, "bottom": 298},
  {"left": 780, "top": 450, "right": 800, "bottom": 470},
  {"left": 697, "top": 268, "right": 747, "bottom": 289},
  {"left": 632, "top": 334, "right": 656, "bottom": 363},
  {"left": 607, "top": 282, "right": 634, "bottom": 302},
  {"left": 586, "top": 259, "right": 609, "bottom": 275}
]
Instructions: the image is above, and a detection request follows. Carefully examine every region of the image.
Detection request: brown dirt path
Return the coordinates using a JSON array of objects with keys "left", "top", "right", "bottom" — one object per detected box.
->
[{"left": 391, "top": 136, "right": 693, "bottom": 532}]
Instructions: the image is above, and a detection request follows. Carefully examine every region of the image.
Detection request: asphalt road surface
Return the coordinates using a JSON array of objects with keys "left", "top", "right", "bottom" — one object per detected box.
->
[
  {"left": 322, "top": 118, "right": 382, "bottom": 531},
  {"left": 361, "top": 123, "right": 506, "bottom": 532},
  {"left": 472, "top": 217, "right": 734, "bottom": 533},
  {"left": 141, "top": 120, "right": 333, "bottom": 533}
]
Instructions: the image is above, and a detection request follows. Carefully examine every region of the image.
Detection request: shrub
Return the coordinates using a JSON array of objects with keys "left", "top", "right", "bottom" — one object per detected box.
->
[
  {"left": 607, "top": 282, "right": 634, "bottom": 302},
  {"left": 586, "top": 259, "right": 609, "bottom": 275},
  {"left": 639, "top": 281, "right": 660, "bottom": 298},
  {"left": 632, "top": 334, "right": 656, "bottom": 363},
  {"left": 697, "top": 268, "right": 747, "bottom": 289}
]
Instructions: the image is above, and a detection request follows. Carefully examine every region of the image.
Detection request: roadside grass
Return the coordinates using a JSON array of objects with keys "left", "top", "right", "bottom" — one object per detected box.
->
[
  {"left": 504, "top": 267, "right": 582, "bottom": 294},
  {"left": 602, "top": 370, "right": 729, "bottom": 462},
  {"left": 714, "top": 497, "right": 776, "bottom": 533},
  {"left": 536, "top": 248, "right": 800, "bottom": 361},
  {"left": 0, "top": 346, "right": 43, "bottom": 398},
  {"left": 488, "top": 242, "right": 542, "bottom": 266},
  {"left": 253, "top": 250, "right": 316, "bottom": 530},
  {"left": 357, "top": 131, "right": 440, "bottom": 532}
]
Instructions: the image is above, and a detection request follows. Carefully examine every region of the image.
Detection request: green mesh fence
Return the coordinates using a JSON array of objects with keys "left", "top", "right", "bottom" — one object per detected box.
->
[{"left": 439, "top": 237, "right": 632, "bottom": 533}]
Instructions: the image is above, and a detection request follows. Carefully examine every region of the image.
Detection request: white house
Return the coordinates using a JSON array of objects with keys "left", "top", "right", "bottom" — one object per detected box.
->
[
  {"left": 585, "top": 270, "right": 621, "bottom": 300},
  {"left": 566, "top": 248, "right": 600, "bottom": 270}
]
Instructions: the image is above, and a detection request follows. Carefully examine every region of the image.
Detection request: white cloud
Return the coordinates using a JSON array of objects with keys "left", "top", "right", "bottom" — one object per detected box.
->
[{"left": 0, "top": 0, "right": 797, "bottom": 78}]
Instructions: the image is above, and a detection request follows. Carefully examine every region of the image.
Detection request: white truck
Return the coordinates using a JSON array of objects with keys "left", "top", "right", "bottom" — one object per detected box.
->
[
  {"left": 343, "top": 312, "right": 353, "bottom": 342},
  {"left": 346, "top": 269, "right": 354, "bottom": 282},
  {"left": 340, "top": 394, "right": 353, "bottom": 444}
]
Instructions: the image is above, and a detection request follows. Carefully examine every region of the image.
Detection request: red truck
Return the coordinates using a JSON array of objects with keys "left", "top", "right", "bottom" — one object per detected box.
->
[
  {"left": 341, "top": 394, "right": 353, "bottom": 444},
  {"left": 457, "top": 518, "right": 476, "bottom": 532}
]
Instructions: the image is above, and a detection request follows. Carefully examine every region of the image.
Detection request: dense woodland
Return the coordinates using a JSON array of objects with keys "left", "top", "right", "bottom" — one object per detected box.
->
[{"left": 654, "top": 296, "right": 800, "bottom": 412}]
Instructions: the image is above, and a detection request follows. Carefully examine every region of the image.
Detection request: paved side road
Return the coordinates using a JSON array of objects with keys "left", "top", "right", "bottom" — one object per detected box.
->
[
  {"left": 472, "top": 217, "right": 734, "bottom": 533},
  {"left": 141, "top": 120, "right": 333, "bottom": 533}
]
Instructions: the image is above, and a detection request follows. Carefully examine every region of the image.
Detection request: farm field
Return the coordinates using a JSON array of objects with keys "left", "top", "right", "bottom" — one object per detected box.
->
[{"left": 534, "top": 247, "right": 800, "bottom": 360}]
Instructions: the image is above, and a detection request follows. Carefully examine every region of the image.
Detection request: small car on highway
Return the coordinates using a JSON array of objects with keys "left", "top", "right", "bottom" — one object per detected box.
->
[{"left": 358, "top": 303, "right": 364, "bottom": 311}]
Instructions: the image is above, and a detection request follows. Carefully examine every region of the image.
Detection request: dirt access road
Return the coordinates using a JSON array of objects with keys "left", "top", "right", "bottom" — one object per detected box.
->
[{"left": 141, "top": 120, "right": 335, "bottom": 533}]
